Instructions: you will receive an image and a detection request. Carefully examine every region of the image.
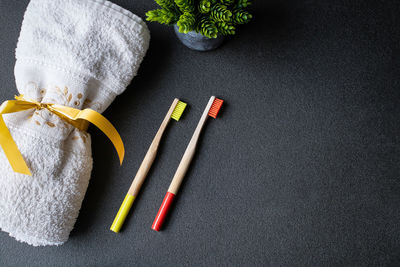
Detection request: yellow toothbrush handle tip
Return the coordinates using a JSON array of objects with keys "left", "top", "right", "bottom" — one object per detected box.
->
[{"left": 110, "top": 194, "right": 135, "bottom": 233}]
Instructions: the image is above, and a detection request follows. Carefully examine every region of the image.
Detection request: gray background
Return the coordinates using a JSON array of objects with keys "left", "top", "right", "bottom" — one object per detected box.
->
[{"left": 0, "top": 0, "right": 399, "bottom": 266}]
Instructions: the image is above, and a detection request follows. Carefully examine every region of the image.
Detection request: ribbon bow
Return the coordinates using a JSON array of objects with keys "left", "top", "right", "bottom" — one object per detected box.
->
[{"left": 0, "top": 95, "right": 124, "bottom": 175}]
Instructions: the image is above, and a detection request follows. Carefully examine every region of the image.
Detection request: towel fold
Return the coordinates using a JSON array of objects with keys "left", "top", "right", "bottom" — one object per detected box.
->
[{"left": 0, "top": 0, "right": 150, "bottom": 246}]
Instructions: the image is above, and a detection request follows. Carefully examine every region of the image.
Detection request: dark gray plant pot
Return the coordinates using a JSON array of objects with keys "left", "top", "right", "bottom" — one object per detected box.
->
[{"left": 174, "top": 24, "right": 225, "bottom": 51}]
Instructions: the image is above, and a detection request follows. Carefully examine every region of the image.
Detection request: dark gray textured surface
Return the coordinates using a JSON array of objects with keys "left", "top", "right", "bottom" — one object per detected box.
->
[{"left": 0, "top": 0, "right": 400, "bottom": 266}]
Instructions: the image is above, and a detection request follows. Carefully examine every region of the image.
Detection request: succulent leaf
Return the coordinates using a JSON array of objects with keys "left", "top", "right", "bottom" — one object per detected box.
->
[
  {"left": 177, "top": 12, "right": 196, "bottom": 33},
  {"left": 211, "top": 3, "right": 232, "bottom": 22},
  {"left": 155, "top": 0, "right": 176, "bottom": 11},
  {"left": 220, "top": 0, "right": 235, "bottom": 6},
  {"left": 236, "top": 0, "right": 252, "bottom": 8},
  {"left": 216, "top": 21, "right": 235, "bottom": 35},
  {"left": 232, "top": 9, "right": 252, "bottom": 24},
  {"left": 146, "top": 9, "right": 179, "bottom": 25},
  {"left": 196, "top": 16, "right": 218, "bottom": 38},
  {"left": 198, "top": 0, "right": 212, "bottom": 13},
  {"left": 174, "top": 0, "right": 195, "bottom": 13}
]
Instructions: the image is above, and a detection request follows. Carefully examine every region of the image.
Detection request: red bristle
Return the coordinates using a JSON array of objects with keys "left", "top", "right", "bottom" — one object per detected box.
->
[{"left": 208, "top": 98, "right": 224, "bottom": 118}]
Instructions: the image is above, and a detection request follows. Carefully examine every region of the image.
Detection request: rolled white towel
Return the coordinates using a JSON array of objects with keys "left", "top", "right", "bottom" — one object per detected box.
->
[{"left": 0, "top": 0, "right": 150, "bottom": 246}]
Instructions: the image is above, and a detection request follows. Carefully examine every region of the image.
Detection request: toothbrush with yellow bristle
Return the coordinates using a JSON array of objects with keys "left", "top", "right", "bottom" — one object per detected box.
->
[
  {"left": 152, "top": 96, "right": 224, "bottom": 231},
  {"left": 110, "top": 98, "right": 187, "bottom": 233}
]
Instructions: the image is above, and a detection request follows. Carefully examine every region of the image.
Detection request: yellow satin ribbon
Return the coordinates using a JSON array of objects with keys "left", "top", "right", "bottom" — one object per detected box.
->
[{"left": 0, "top": 95, "right": 125, "bottom": 176}]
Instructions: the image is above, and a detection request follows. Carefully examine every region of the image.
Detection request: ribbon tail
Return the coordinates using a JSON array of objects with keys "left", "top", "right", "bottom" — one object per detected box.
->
[
  {"left": 0, "top": 115, "right": 31, "bottom": 175},
  {"left": 78, "top": 109, "right": 125, "bottom": 165}
]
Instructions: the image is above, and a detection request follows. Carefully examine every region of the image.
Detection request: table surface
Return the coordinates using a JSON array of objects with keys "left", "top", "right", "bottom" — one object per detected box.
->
[{"left": 0, "top": 0, "right": 399, "bottom": 266}]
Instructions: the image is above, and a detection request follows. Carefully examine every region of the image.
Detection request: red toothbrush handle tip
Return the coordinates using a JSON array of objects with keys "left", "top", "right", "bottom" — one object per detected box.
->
[{"left": 152, "top": 192, "right": 175, "bottom": 231}]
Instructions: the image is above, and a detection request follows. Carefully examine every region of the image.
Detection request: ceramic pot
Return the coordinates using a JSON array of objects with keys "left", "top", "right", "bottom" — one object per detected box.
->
[{"left": 174, "top": 24, "right": 225, "bottom": 51}]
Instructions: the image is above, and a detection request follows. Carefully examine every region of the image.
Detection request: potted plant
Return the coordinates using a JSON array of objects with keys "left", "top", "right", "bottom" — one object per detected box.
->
[{"left": 146, "top": 0, "right": 252, "bottom": 51}]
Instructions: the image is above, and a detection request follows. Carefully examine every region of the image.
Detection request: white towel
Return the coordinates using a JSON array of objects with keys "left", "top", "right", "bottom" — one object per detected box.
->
[{"left": 0, "top": 0, "right": 150, "bottom": 246}]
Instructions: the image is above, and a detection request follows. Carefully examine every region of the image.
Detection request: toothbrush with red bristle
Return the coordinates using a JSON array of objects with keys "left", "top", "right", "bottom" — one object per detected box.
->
[{"left": 152, "top": 96, "right": 224, "bottom": 231}]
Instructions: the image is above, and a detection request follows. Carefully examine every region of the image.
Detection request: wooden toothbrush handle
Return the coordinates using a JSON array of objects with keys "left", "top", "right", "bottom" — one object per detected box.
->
[
  {"left": 127, "top": 142, "right": 158, "bottom": 197},
  {"left": 128, "top": 98, "right": 179, "bottom": 197},
  {"left": 168, "top": 96, "right": 215, "bottom": 194}
]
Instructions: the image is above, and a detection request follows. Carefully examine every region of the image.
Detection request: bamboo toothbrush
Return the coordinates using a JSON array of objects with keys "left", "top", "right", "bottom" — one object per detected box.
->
[
  {"left": 110, "top": 98, "right": 187, "bottom": 233},
  {"left": 151, "top": 96, "right": 223, "bottom": 231}
]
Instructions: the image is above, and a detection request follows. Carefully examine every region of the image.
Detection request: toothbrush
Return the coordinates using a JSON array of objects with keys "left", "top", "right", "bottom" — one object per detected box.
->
[
  {"left": 151, "top": 96, "right": 223, "bottom": 231},
  {"left": 110, "top": 98, "right": 187, "bottom": 233}
]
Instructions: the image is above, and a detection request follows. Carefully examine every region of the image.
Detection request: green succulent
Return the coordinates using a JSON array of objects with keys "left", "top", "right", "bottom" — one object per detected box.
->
[
  {"left": 177, "top": 12, "right": 196, "bottom": 33},
  {"left": 146, "top": 9, "right": 179, "bottom": 25},
  {"left": 232, "top": 9, "right": 252, "bottom": 24},
  {"left": 155, "top": 0, "right": 176, "bottom": 11},
  {"left": 146, "top": 0, "right": 253, "bottom": 38},
  {"left": 198, "top": 0, "right": 211, "bottom": 13},
  {"left": 220, "top": 0, "right": 235, "bottom": 6},
  {"left": 216, "top": 21, "right": 235, "bottom": 35},
  {"left": 197, "top": 16, "right": 218, "bottom": 38},
  {"left": 236, "top": 0, "right": 252, "bottom": 8},
  {"left": 175, "top": 0, "right": 195, "bottom": 13},
  {"left": 210, "top": 4, "right": 232, "bottom": 22}
]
